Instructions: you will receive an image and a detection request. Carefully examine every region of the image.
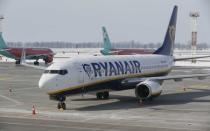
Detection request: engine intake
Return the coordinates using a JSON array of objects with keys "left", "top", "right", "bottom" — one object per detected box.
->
[{"left": 135, "top": 80, "right": 162, "bottom": 100}]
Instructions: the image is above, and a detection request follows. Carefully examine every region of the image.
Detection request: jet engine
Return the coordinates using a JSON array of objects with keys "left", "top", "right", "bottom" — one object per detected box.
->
[
  {"left": 43, "top": 55, "right": 53, "bottom": 64},
  {"left": 135, "top": 80, "right": 162, "bottom": 100}
]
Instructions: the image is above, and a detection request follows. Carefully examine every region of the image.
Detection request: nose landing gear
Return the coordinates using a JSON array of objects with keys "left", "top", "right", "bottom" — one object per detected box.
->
[
  {"left": 57, "top": 96, "right": 66, "bottom": 110},
  {"left": 57, "top": 101, "right": 66, "bottom": 110}
]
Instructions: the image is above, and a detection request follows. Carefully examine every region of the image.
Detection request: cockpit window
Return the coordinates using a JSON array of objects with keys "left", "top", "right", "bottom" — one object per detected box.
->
[{"left": 44, "top": 69, "right": 68, "bottom": 75}]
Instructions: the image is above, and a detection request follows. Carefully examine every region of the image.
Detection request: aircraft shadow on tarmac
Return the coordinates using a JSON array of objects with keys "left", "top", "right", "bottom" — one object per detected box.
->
[{"left": 71, "top": 88, "right": 210, "bottom": 111}]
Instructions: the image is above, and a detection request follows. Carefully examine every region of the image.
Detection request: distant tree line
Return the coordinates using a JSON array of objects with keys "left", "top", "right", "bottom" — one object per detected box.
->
[{"left": 6, "top": 41, "right": 209, "bottom": 50}]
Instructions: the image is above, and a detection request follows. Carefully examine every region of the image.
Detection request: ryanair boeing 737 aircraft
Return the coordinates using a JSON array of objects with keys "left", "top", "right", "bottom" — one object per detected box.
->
[{"left": 22, "top": 6, "right": 210, "bottom": 110}]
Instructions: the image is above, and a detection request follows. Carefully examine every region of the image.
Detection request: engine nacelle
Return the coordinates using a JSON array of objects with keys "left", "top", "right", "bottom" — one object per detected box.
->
[
  {"left": 135, "top": 80, "right": 162, "bottom": 100},
  {"left": 43, "top": 55, "right": 53, "bottom": 64}
]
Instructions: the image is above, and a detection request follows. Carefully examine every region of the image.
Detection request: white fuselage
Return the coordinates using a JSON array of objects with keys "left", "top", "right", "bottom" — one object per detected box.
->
[{"left": 39, "top": 54, "right": 174, "bottom": 96}]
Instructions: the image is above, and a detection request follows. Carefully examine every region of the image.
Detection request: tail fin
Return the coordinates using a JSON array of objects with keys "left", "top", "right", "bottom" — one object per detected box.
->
[
  {"left": 0, "top": 16, "right": 7, "bottom": 49},
  {"left": 0, "top": 33, "right": 7, "bottom": 49},
  {"left": 153, "top": 6, "right": 178, "bottom": 56},
  {"left": 100, "top": 26, "right": 112, "bottom": 55}
]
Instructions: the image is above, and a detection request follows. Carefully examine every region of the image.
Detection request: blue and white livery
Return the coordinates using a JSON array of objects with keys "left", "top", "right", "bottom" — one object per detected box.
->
[{"left": 37, "top": 6, "right": 210, "bottom": 110}]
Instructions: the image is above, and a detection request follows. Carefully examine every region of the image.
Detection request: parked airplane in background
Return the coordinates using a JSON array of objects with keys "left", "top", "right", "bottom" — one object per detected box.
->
[
  {"left": 100, "top": 26, "right": 154, "bottom": 55},
  {"left": 0, "top": 16, "right": 54, "bottom": 65},
  {"left": 36, "top": 6, "right": 210, "bottom": 110}
]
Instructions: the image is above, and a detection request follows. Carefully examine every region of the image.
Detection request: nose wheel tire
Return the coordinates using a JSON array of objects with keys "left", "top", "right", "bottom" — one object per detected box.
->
[
  {"left": 96, "top": 91, "right": 109, "bottom": 100},
  {"left": 34, "top": 61, "right": 39, "bottom": 66},
  {"left": 57, "top": 102, "right": 66, "bottom": 110}
]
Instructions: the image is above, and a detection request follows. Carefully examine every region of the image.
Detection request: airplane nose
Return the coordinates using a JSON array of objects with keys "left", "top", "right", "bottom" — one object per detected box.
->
[
  {"left": 38, "top": 75, "right": 52, "bottom": 89},
  {"left": 38, "top": 77, "right": 46, "bottom": 89},
  {"left": 38, "top": 74, "right": 58, "bottom": 90}
]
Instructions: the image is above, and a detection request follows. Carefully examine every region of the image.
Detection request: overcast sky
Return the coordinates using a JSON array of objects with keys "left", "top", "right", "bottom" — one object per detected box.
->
[{"left": 0, "top": 0, "right": 209, "bottom": 44}]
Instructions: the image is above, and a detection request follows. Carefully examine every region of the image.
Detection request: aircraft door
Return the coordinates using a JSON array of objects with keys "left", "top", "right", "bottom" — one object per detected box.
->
[
  {"left": 76, "top": 65, "right": 84, "bottom": 84},
  {"left": 79, "top": 69, "right": 84, "bottom": 84},
  {"left": 75, "top": 64, "right": 86, "bottom": 94},
  {"left": 74, "top": 63, "right": 85, "bottom": 94}
]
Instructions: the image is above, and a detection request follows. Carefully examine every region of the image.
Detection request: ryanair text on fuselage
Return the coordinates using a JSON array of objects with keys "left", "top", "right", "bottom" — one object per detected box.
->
[{"left": 82, "top": 60, "right": 141, "bottom": 79}]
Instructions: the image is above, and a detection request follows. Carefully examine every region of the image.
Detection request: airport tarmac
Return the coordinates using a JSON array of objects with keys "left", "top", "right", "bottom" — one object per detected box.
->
[{"left": 0, "top": 62, "right": 210, "bottom": 131}]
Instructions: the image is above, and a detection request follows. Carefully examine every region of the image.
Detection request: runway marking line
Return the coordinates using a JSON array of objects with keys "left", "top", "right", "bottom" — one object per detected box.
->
[
  {"left": 178, "top": 84, "right": 210, "bottom": 91},
  {"left": 0, "top": 94, "right": 22, "bottom": 105},
  {"left": 0, "top": 78, "right": 10, "bottom": 80},
  {"left": 189, "top": 84, "right": 209, "bottom": 89},
  {"left": 8, "top": 87, "right": 36, "bottom": 91}
]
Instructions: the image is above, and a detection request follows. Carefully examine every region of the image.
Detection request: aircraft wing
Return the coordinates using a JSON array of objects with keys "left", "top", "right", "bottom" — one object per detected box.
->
[
  {"left": 26, "top": 53, "right": 54, "bottom": 59},
  {"left": 121, "top": 73, "right": 210, "bottom": 85},
  {"left": 174, "top": 55, "right": 210, "bottom": 61}
]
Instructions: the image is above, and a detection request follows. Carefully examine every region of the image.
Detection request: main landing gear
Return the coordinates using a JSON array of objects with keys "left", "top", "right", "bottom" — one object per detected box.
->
[
  {"left": 34, "top": 60, "right": 39, "bottom": 66},
  {"left": 15, "top": 60, "right": 39, "bottom": 65},
  {"left": 57, "top": 96, "right": 66, "bottom": 110},
  {"left": 15, "top": 60, "right": 21, "bottom": 65},
  {"left": 96, "top": 91, "right": 109, "bottom": 100}
]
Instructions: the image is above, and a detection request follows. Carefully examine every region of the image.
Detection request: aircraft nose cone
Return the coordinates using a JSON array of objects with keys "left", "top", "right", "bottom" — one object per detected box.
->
[
  {"left": 38, "top": 77, "right": 45, "bottom": 89},
  {"left": 38, "top": 74, "right": 57, "bottom": 90},
  {"left": 39, "top": 75, "right": 50, "bottom": 89}
]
